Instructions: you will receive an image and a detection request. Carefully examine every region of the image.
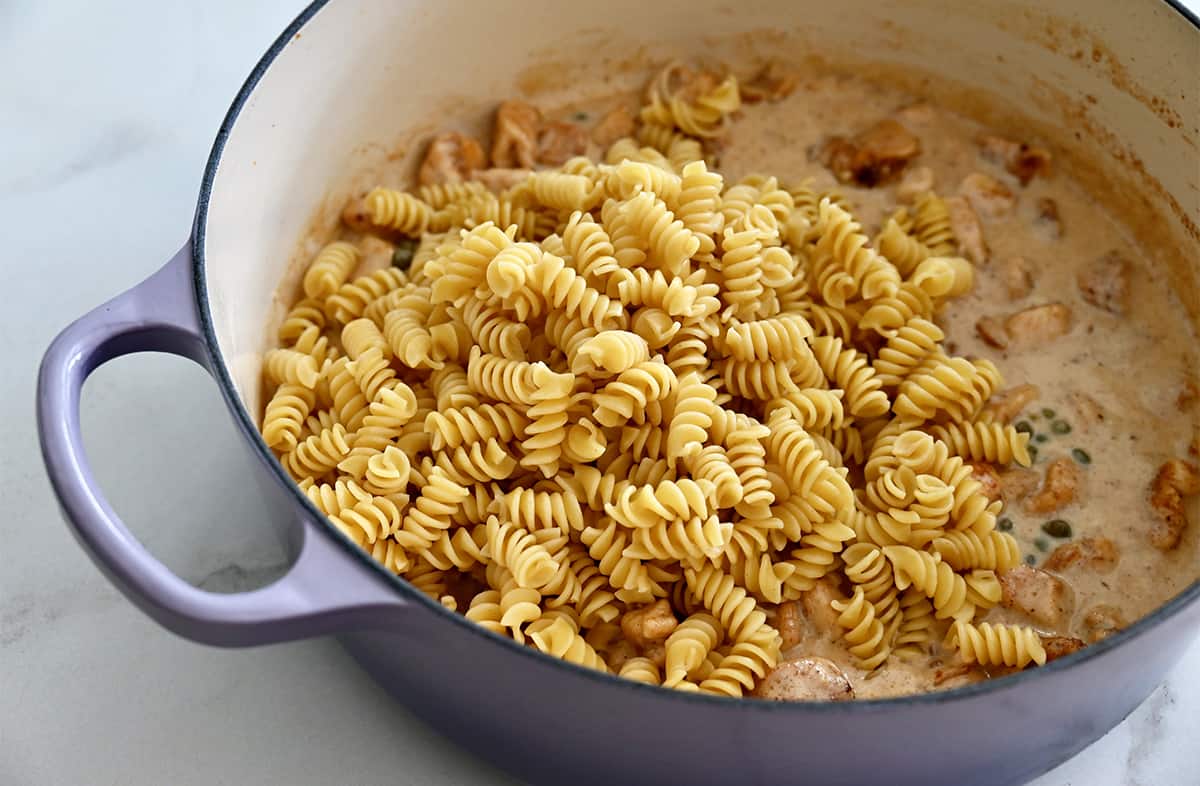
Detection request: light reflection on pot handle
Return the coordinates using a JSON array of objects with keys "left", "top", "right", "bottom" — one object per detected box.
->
[{"left": 36, "top": 245, "right": 409, "bottom": 646}]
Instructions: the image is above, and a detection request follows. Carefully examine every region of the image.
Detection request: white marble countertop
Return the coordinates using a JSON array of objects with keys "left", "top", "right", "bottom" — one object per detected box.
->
[{"left": 2, "top": 2, "right": 1198, "bottom": 784}]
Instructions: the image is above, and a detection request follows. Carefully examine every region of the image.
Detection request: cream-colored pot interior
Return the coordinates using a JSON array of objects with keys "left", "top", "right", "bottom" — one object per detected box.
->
[{"left": 199, "top": 0, "right": 1199, "bottom": 419}]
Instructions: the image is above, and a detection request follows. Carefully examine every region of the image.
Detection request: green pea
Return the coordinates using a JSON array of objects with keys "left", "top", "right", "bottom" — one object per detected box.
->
[
  {"left": 1030, "top": 413, "right": 1040, "bottom": 421},
  {"left": 1024, "top": 554, "right": 1037, "bottom": 566},
  {"left": 1042, "top": 519, "right": 1072, "bottom": 538},
  {"left": 1051, "top": 420, "right": 1072, "bottom": 435},
  {"left": 1034, "top": 536, "right": 1050, "bottom": 552},
  {"left": 1015, "top": 420, "right": 1034, "bottom": 435},
  {"left": 392, "top": 238, "right": 418, "bottom": 268},
  {"left": 1042, "top": 408, "right": 1056, "bottom": 418},
  {"left": 1035, "top": 433, "right": 1049, "bottom": 444},
  {"left": 1072, "top": 448, "right": 1092, "bottom": 465},
  {"left": 1028, "top": 445, "right": 1039, "bottom": 462},
  {"left": 572, "top": 110, "right": 590, "bottom": 122},
  {"left": 997, "top": 517, "right": 1014, "bottom": 532}
]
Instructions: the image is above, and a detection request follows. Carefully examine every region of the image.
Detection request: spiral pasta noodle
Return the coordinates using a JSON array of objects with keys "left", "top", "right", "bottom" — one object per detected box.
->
[{"left": 948, "top": 621, "right": 1047, "bottom": 669}]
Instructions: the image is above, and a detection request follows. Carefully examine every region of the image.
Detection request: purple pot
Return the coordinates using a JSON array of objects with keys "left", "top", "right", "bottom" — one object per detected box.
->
[{"left": 37, "top": 0, "right": 1200, "bottom": 783}]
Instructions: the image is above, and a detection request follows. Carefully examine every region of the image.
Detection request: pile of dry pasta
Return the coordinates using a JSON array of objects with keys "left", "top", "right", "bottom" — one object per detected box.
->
[{"left": 260, "top": 67, "right": 1040, "bottom": 697}]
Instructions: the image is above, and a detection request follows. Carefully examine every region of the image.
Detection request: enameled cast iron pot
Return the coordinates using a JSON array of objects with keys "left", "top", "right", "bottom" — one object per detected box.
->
[{"left": 37, "top": 1, "right": 1200, "bottom": 783}]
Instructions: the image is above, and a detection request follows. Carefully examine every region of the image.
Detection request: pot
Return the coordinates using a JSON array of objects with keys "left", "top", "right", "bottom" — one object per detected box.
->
[{"left": 37, "top": 1, "right": 1200, "bottom": 783}]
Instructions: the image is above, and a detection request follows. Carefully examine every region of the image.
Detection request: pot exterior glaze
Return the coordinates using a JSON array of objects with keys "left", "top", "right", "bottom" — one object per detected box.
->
[{"left": 37, "top": 1, "right": 1200, "bottom": 785}]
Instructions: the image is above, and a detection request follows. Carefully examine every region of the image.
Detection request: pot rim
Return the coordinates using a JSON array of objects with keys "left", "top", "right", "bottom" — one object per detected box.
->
[{"left": 190, "top": 0, "right": 1200, "bottom": 710}]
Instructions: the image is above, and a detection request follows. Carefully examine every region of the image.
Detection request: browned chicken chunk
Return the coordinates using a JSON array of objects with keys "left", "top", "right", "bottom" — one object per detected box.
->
[
  {"left": 931, "top": 662, "right": 988, "bottom": 690},
  {"left": 1077, "top": 251, "right": 1130, "bottom": 315},
  {"left": 1041, "top": 635, "right": 1086, "bottom": 662},
  {"left": 590, "top": 106, "right": 636, "bottom": 148},
  {"left": 1044, "top": 536, "right": 1119, "bottom": 573},
  {"left": 976, "top": 316, "right": 1009, "bottom": 349},
  {"left": 1026, "top": 457, "right": 1081, "bottom": 514},
  {"left": 537, "top": 120, "right": 590, "bottom": 166},
  {"left": 945, "top": 195, "right": 988, "bottom": 264},
  {"left": 960, "top": 172, "right": 1016, "bottom": 219},
  {"left": 820, "top": 119, "right": 922, "bottom": 187},
  {"left": 1000, "top": 256, "right": 1035, "bottom": 300},
  {"left": 621, "top": 599, "right": 678, "bottom": 648},
  {"left": 1005, "top": 303, "right": 1073, "bottom": 348},
  {"left": 491, "top": 100, "right": 542, "bottom": 168},
  {"left": 753, "top": 657, "right": 854, "bottom": 701},
  {"left": 418, "top": 131, "right": 487, "bottom": 186},
  {"left": 998, "top": 565, "right": 1075, "bottom": 628},
  {"left": 1149, "top": 458, "right": 1200, "bottom": 550}
]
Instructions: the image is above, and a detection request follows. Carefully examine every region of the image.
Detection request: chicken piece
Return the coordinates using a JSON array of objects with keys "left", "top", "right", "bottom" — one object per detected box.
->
[
  {"left": 1149, "top": 458, "right": 1200, "bottom": 550},
  {"left": 971, "top": 463, "right": 1003, "bottom": 503},
  {"left": 945, "top": 195, "right": 988, "bottom": 264},
  {"left": 984, "top": 383, "right": 1040, "bottom": 423},
  {"left": 931, "top": 662, "right": 989, "bottom": 690},
  {"left": 1066, "top": 391, "right": 1107, "bottom": 432},
  {"left": 1177, "top": 381, "right": 1199, "bottom": 411},
  {"left": 1077, "top": 250, "right": 1131, "bottom": 315},
  {"left": 896, "top": 165, "right": 935, "bottom": 203},
  {"left": 776, "top": 600, "right": 805, "bottom": 651},
  {"left": 976, "top": 316, "right": 1009, "bottom": 349},
  {"left": 1082, "top": 604, "right": 1126, "bottom": 643},
  {"left": 753, "top": 656, "right": 854, "bottom": 701},
  {"left": 537, "top": 120, "right": 589, "bottom": 166},
  {"left": 820, "top": 119, "right": 921, "bottom": 187},
  {"left": 417, "top": 131, "right": 487, "bottom": 186},
  {"left": 999, "top": 467, "right": 1041, "bottom": 504},
  {"left": 491, "top": 100, "right": 542, "bottom": 169},
  {"left": 1041, "top": 635, "right": 1086, "bottom": 662},
  {"left": 642, "top": 641, "right": 668, "bottom": 668},
  {"left": 819, "top": 137, "right": 861, "bottom": 183},
  {"left": 960, "top": 172, "right": 1016, "bottom": 219},
  {"left": 741, "top": 61, "right": 800, "bottom": 103},
  {"left": 473, "top": 167, "right": 532, "bottom": 193},
  {"left": 853, "top": 120, "right": 921, "bottom": 182},
  {"left": 342, "top": 194, "right": 373, "bottom": 233},
  {"left": 1004, "top": 303, "right": 1072, "bottom": 348},
  {"left": 1026, "top": 457, "right": 1081, "bottom": 514},
  {"left": 603, "top": 639, "right": 640, "bottom": 673},
  {"left": 1000, "top": 256, "right": 1035, "bottom": 300},
  {"left": 1034, "top": 197, "right": 1063, "bottom": 240},
  {"left": 357, "top": 235, "right": 397, "bottom": 274},
  {"left": 998, "top": 565, "right": 1075, "bottom": 628},
  {"left": 621, "top": 599, "right": 678, "bottom": 649},
  {"left": 1044, "top": 536, "right": 1119, "bottom": 573},
  {"left": 590, "top": 106, "right": 636, "bottom": 148},
  {"left": 800, "top": 577, "right": 845, "bottom": 635},
  {"left": 978, "top": 134, "right": 1052, "bottom": 184}
]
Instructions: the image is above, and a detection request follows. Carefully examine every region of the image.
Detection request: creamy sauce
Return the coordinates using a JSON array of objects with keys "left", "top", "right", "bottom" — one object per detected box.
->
[{"left": 721, "top": 72, "right": 1200, "bottom": 698}]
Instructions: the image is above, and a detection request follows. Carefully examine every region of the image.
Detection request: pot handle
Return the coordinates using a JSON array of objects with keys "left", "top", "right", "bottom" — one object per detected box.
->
[{"left": 37, "top": 245, "right": 410, "bottom": 646}]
